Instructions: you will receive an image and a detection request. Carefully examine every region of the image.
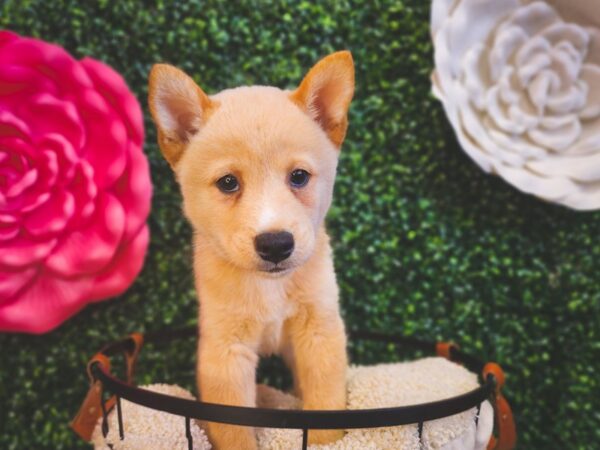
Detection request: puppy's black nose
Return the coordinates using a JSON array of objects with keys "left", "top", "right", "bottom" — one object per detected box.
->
[{"left": 254, "top": 231, "right": 294, "bottom": 264}]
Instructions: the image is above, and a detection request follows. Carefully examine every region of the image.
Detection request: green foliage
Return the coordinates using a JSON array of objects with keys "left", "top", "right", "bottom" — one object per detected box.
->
[{"left": 1, "top": 1, "right": 599, "bottom": 449}]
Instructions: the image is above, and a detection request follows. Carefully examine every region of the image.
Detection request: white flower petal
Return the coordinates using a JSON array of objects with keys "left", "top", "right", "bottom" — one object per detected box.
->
[
  {"left": 546, "top": 80, "right": 588, "bottom": 114},
  {"left": 554, "top": 40, "right": 584, "bottom": 67},
  {"left": 456, "top": 91, "right": 516, "bottom": 171},
  {"left": 580, "top": 64, "right": 600, "bottom": 119},
  {"left": 561, "top": 184, "right": 600, "bottom": 210},
  {"left": 463, "top": 44, "right": 488, "bottom": 109},
  {"left": 508, "top": 103, "right": 540, "bottom": 130},
  {"left": 516, "top": 35, "right": 551, "bottom": 69},
  {"left": 549, "top": 45, "right": 582, "bottom": 87},
  {"left": 488, "top": 128, "right": 547, "bottom": 159},
  {"left": 489, "top": 26, "right": 527, "bottom": 81},
  {"left": 498, "top": 67, "right": 521, "bottom": 104},
  {"left": 527, "top": 153, "right": 600, "bottom": 182},
  {"left": 486, "top": 85, "right": 526, "bottom": 134},
  {"left": 433, "top": 25, "right": 456, "bottom": 99},
  {"left": 454, "top": 113, "right": 494, "bottom": 172},
  {"left": 528, "top": 70, "right": 554, "bottom": 113},
  {"left": 528, "top": 119, "right": 581, "bottom": 152},
  {"left": 540, "top": 113, "right": 578, "bottom": 130},
  {"left": 539, "top": 22, "right": 589, "bottom": 54},
  {"left": 444, "top": 0, "right": 519, "bottom": 78},
  {"left": 494, "top": 162, "right": 579, "bottom": 201},
  {"left": 480, "top": 120, "right": 526, "bottom": 167},
  {"left": 518, "top": 50, "right": 552, "bottom": 86},
  {"left": 571, "top": 117, "right": 600, "bottom": 154},
  {"left": 431, "top": 70, "right": 444, "bottom": 100},
  {"left": 500, "top": 1, "right": 559, "bottom": 37},
  {"left": 431, "top": 0, "right": 460, "bottom": 36}
]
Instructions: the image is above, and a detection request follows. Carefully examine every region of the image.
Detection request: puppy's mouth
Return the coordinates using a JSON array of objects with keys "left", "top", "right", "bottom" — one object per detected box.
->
[{"left": 258, "top": 264, "right": 293, "bottom": 276}]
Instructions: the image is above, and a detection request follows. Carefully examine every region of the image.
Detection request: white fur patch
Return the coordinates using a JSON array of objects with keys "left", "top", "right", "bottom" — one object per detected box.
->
[{"left": 257, "top": 205, "right": 278, "bottom": 231}]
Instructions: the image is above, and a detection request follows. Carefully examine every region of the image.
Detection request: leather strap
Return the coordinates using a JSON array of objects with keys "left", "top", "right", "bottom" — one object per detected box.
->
[
  {"left": 70, "top": 354, "right": 115, "bottom": 441},
  {"left": 124, "top": 332, "right": 144, "bottom": 384},
  {"left": 436, "top": 342, "right": 458, "bottom": 360},
  {"left": 483, "top": 362, "right": 517, "bottom": 450}
]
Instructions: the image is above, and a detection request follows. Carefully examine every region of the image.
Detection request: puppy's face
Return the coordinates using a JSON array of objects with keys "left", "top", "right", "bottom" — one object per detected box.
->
[{"left": 149, "top": 52, "right": 354, "bottom": 275}]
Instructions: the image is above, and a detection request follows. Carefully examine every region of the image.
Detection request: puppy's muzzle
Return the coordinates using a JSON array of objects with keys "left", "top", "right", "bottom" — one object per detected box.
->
[{"left": 254, "top": 231, "right": 294, "bottom": 264}]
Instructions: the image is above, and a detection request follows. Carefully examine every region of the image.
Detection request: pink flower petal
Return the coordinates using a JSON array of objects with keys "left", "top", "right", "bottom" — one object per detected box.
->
[
  {"left": 0, "top": 35, "right": 93, "bottom": 94},
  {"left": 0, "top": 213, "right": 17, "bottom": 224},
  {"left": 37, "top": 149, "right": 59, "bottom": 190},
  {"left": 0, "top": 269, "right": 93, "bottom": 334},
  {"left": 0, "top": 64, "right": 57, "bottom": 98},
  {"left": 112, "top": 142, "right": 152, "bottom": 240},
  {"left": 81, "top": 58, "right": 144, "bottom": 146},
  {"left": 5, "top": 168, "right": 37, "bottom": 197},
  {"left": 88, "top": 224, "right": 149, "bottom": 302},
  {"left": 45, "top": 193, "right": 124, "bottom": 276},
  {"left": 38, "top": 133, "right": 80, "bottom": 181},
  {"left": 0, "top": 30, "right": 19, "bottom": 46},
  {"left": 20, "top": 191, "right": 50, "bottom": 213},
  {"left": 18, "top": 93, "right": 85, "bottom": 150},
  {"left": 0, "top": 138, "right": 52, "bottom": 214},
  {"left": 0, "top": 222, "right": 19, "bottom": 241},
  {"left": 79, "top": 88, "right": 112, "bottom": 116},
  {"left": 0, "top": 265, "right": 37, "bottom": 301},
  {"left": 0, "top": 136, "right": 34, "bottom": 162},
  {"left": 68, "top": 160, "right": 97, "bottom": 228},
  {"left": 0, "top": 109, "right": 30, "bottom": 139},
  {"left": 23, "top": 189, "right": 75, "bottom": 237},
  {"left": 82, "top": 111, "right": 128, "bottom": 188},
  {"left": 0, "top": 235, "right": 56, "bottom": 267}
]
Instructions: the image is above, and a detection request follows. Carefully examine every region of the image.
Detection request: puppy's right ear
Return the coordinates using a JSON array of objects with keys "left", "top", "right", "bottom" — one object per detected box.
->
[{"left": 148, "top": 64, "right": 216, "bottom": 168}]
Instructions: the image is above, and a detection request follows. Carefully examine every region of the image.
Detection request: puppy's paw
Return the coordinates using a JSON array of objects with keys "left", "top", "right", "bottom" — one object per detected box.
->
[{"left": 308, "top": 429, "right": 345, "bottom": 445}]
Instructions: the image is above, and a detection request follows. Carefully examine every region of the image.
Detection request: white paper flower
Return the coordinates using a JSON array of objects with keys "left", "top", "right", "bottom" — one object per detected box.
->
[{"left": 431, "top": 0, "right": 600, "bottom": 210}]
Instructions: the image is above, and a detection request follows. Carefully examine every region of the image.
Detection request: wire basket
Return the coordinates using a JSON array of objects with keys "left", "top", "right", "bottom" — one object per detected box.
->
[{"left": 71, "top": 327, "right": 516, "bottom": 450}]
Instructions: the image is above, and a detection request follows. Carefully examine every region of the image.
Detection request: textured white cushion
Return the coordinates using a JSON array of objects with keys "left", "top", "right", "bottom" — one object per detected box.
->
[
  {"left": 256, "top": 358, "right": 493, "bottom": 450},
  {"left": 92, "top": 358, "right": 493, "bottom": 450},
  {"left": 91, "top": 384, "right": 212, "bottom": 450}
]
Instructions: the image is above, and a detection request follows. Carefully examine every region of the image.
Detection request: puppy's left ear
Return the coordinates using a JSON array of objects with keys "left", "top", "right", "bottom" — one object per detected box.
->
[{"left": 290, "top": 51, "right": 355, "bottom": 148}]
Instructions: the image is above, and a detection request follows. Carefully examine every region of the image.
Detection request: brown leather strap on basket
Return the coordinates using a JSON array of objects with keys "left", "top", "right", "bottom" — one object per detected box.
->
[
  {"left": 124, "top": 332, "right": 144, "bottom": 384},
  {"left": 70, "top": 353, "right": 115, "bottom": 441},
  {"left": 484, "top": 362, "right": 516, "bottom": 450},
  {"left": 436, "top": 341, "right": 458, "bottom": 360}
]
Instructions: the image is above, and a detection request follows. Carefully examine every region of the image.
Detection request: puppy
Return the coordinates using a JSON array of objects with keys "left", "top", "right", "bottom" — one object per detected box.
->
[{"left": 148, "top": 51, "right": 354, "bottom": 450}]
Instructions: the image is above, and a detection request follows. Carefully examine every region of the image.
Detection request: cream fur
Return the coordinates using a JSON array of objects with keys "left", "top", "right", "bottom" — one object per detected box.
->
[{"left": 148, "top": 52, "right": 355, "bottom": 449}]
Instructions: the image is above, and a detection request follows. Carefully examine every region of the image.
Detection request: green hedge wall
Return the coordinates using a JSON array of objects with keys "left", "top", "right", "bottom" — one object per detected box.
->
[{"left": 1, "top": 1, "right": 599, "bottom": 449}]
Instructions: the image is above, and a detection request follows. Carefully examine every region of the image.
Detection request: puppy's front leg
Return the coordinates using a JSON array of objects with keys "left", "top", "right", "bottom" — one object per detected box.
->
[
  {"left": 197, "top": 337, "right": 258, "bottom": 450},
  {"left": 286, "top": 309, "right": 347, "bottom": 445}
]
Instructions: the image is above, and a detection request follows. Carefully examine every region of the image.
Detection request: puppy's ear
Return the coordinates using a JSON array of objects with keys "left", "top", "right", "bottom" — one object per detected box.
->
[
  {"left": 148, "top": 64, "right": 216, "bottom": 167},
  {"left": 290, "top": 51, "right": 355, "bottom": 148}
]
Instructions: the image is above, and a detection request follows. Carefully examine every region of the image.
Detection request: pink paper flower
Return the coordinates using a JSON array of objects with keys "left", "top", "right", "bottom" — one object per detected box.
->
[{"left": 0, "top": 31, "right": 152, "bottom": 333}]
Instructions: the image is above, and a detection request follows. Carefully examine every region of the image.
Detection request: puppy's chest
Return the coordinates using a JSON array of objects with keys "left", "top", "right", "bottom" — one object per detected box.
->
[{"left": 256, "top": 294, "right": 297, "bottom": 356}]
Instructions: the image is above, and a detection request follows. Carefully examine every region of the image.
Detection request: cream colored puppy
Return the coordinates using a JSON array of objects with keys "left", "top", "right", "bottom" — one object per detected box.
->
[{"left": 148, "top": 52, "right": 354, "bottom": 450}]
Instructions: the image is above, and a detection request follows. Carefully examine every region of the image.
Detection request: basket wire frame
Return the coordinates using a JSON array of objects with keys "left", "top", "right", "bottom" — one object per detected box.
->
[{"left": 88, "top": 327, "right": 503, "bottom": 450}]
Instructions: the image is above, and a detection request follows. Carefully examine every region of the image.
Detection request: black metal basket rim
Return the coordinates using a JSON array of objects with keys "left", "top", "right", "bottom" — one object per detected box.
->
[{"left": 90, "top": 327, "right": 497, "bottom": 430}]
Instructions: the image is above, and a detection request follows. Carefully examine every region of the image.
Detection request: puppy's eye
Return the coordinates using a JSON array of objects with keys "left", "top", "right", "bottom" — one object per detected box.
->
[
  {"left": 216, "top": 174, "right": 240, "bottom": 193},
  {"left": 289, "top": 169, "right": 310, "bottom": 188}
]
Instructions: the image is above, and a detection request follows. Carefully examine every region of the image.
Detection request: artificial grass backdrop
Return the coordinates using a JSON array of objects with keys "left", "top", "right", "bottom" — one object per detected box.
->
[{"left": 1, "top": 1, "right": 598, "bottom": 449}]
